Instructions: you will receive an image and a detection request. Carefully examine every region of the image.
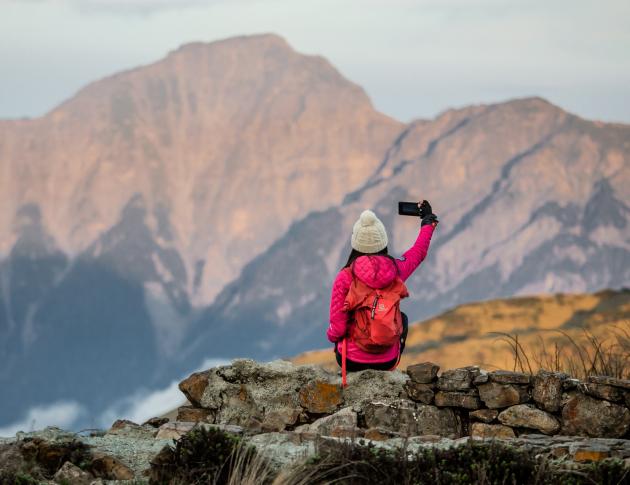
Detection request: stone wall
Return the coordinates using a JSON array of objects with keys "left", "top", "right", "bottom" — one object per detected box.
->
[{"left": 178, "top": 359, "right": 630, "bottom": 441}]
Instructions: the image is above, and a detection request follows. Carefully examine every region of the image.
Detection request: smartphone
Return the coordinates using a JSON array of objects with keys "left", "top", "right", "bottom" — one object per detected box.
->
[{"left": 398, "top": 201, "right": 420, "bottom": 217}]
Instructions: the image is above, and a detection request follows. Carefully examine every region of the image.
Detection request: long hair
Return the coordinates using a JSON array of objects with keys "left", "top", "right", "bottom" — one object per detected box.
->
[{"left": 343, "top": 247, "right": 399, "bottom": 276}]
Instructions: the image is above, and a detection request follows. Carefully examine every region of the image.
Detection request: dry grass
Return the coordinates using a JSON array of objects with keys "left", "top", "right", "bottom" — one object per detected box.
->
[{"left": 492, "top": 321, "right": 630, "bottom": 379}]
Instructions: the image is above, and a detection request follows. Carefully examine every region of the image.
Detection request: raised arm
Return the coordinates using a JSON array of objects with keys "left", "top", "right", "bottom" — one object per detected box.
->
[
  {"left": 327, "top": 269, "right": 352, "bottom": 343},
  {"left": 395, "top": 224, "right": 435, "bottom": 282}
]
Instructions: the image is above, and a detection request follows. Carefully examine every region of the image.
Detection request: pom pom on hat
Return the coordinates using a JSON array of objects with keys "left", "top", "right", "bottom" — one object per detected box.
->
[{"left": 351, "top": 210, "right": 388, "bottom": 253}]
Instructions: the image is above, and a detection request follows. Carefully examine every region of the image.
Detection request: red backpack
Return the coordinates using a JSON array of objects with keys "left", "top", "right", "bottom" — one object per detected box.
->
[{"left": 343, "top": 267, "right": 409, "bottom": 353}]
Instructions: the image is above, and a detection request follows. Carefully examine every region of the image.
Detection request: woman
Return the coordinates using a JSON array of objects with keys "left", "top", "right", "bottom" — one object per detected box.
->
[{"left": 327, "top": 200, "right": 438, "bottom": 372}]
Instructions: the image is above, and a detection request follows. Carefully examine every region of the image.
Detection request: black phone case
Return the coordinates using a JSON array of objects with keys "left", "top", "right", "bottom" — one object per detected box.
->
[{"left": 398, "top": 201, "right": 420, "bottom": 216}]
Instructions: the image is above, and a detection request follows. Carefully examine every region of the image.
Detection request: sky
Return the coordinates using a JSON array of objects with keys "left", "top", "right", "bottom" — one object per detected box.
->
[{"left": 1, "top": 0, "right": 629, "bottom": 124}]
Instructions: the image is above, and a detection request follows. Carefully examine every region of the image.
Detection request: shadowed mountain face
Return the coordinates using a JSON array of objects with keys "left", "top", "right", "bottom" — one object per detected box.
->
[{"left": 1, "top": 34, "right": 629, "bottom": 429}]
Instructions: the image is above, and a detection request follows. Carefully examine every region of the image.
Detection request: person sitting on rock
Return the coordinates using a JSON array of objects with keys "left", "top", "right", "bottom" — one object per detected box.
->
[{"left": 327, "top": 201, "right": 438, "bottom": 372}]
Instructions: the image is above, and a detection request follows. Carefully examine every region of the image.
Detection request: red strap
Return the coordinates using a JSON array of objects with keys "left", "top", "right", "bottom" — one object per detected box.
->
[{"left": 341, "top": 338, "right": 348, "bottom": 388}]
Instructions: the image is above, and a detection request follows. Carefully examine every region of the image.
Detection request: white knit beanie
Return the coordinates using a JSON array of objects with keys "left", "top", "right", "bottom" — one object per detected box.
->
[{"left": 351, "top": 210, "right": 388, "bottom": 254}]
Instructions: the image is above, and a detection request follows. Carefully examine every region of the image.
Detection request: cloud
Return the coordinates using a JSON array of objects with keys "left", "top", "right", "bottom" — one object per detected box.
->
[
  {"left": 0, "top": 401, "right": 85, "bottom": 438},
  {"left": 71, "top": 0, "right": 226, "bottom": 15}
]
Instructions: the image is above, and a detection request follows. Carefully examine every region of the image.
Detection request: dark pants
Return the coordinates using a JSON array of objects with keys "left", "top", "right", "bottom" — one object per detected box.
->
[{"left": 335, "top": 312, "right": 409, "bottom": 372}]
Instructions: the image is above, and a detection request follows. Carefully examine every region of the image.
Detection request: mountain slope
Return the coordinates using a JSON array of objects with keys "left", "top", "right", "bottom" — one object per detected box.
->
[
  {"left": 184, "top": 97, "right": 630, "bottom": 361},
  {"left": 0, "top": 34, "right": 402, "bottom": 426},
  {"left": 292, "top": 288, "right": 630, "bottom": 372}
]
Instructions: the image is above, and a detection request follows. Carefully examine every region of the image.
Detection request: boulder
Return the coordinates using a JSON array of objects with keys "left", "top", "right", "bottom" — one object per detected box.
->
[
  {"left": 297, "top": 407, "right": 357, "bottom": 435},
  {"left": 364, "top": 427, "right": 403, "bottom": 441},
  {"left": 53, "top": 461, "right": 93, "bottom": 485},
  {"left": 561, "top": 394, "right": 630, "bottom": 438},
  {"left": 155, "top": 421, "right": 196, "bottom": 440},
  {"left": 107, "top": 420, "right": 156, "bottom": 439},
  {"left": 342, "top": 369, "right": 408, "bottom": 408},
  {"left": 298, "top": 380, "right": 343, "bottom": 414},
  {"left": 437, "top": 367, "right": 479, "bottom": 391},
  {"left": 90, "top": 454, "right": 134, "bottom": 481},
  {"left": 143, "top": 417, "right": 170, "bottom": 428},
  {"left": 532, "top": 370, "right": 565, "bottom": 412},
  {"left": 406, "top": 362, "right": 439, "bottom": 383},
  {"left": 470, "top": 423, "right": 516, "bottom": 439},
  {"left": 477, "top": 382, "right": 529, "bottom": 409},
  {"left": 587, "top": 375, "right": 630, "bottom": 390},
  {"left": 363, "top": 400, "right": 462, "bottom": 438},
  {"left": 469, "top": 409, "right": 498, "bottom": 423},
  {"left": 488, "top": 370, "right": 531, "bottom": 384},
  {"left": 405, "top": 382, "right": 434, "bottom": 404},
  {"left": 434, "top": 391, "right": 481, "bottom": 410},
  {"left": 179, "top": 359, "right": 331, "bottom": 429},
  {"left": 498, "top": 404, "right": 560, "bottom": 435},
  {"left": 178, "top": 370, "right": 212, "bottom": 407},
  {"left": 176, "top": 406, "right": 214, "bottom": 423},
  {"left": 584, "top": 383, "right": 625, "bottom": 402}
]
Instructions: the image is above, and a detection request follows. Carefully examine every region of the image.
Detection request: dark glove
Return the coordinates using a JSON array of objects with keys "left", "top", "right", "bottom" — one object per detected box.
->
[
  {"left": 418, "top": 200, "right": 433, "bottom": 219},
  {"left": 421, "top": 213, "right": 439, "bottom": 226}
]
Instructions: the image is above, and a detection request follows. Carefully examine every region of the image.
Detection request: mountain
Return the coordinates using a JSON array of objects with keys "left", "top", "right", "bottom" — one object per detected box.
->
[
  {"left": 0, "top": 34, "right": 401, "bottom": 426},
  {"left": 183, "top": 97, "right": 630, "bottom": 362},
  {"left": 1, "top": 34, "right": 629, "bottom": 430},
  {"left": 292, "top": 288, "right": 630, "bottom": 372}
]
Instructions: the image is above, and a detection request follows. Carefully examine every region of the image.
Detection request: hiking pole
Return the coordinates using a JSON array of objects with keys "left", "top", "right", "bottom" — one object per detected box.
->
[{"left": 341, "top": 338, "right": 348, "bottom": 388}]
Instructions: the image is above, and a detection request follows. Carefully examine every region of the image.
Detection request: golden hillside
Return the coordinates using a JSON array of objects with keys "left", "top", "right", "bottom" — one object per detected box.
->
[{"left": 292, "top": 289, "right": 630, "bottom": 375}]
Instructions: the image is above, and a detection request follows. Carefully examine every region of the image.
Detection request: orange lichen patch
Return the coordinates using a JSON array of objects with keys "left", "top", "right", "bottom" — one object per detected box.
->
[
  {"left": 178, "top": 371, "right": 210, "bottom": 407},
  {"left": 299, "top": 380, "right": 343, "bottom": 414},
  {"left": 573, "top": 449, "right": 610, "bottom": 462}
]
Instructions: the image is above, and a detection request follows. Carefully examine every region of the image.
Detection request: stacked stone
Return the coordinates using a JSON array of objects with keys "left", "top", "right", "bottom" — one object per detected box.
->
[
  {"left": 404, "top": 363, "right": 630, "bottom": 440},
  {"left": 173, "top": 359, "right": 630, "bottom": 445}
]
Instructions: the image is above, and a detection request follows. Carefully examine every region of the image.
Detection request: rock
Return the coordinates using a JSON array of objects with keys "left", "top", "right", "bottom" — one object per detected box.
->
[
  {"left": 342, "top": 369, "right": 409, "bottom": 408},
  {"left": 562, "top": 378, "right": 580, "bottom": 390},
  {"left": 473, "top": 373, "right": 489, "bottom": 385},
  {"left": 261, "top": 409, "right": 301, "bottom": 432},
  {"left": 584, "top": 383, "right": 625, "bottom": 402},
  {"left": 532, "top": 370, "right": 564, "bottom": 412},
  {"left": 498, "top": 405, "right": 560, "bottom": 435},
  {"left": 434, "top": 391, "right": 481, "bottom": 409},
  {"left": 587, "top": 375, "right": 630, "bottom": 390},
  {"left": 437, "top": 367, "right": 479, "bottom": 391},
  {"left": 469, "top": 409, "right": 498, "bottom": 423},
  {"left": 364, "top": 427, "right": 403, "bottom": 441},
  {"left": 489, "top": 370, "right": 531, "bottom": 384},
  {"left": 405, "top": 382, "right": 434, "bottom": 404},
  {"left": 363, "top": 400, "right": 419, "bottom": 436},
  {"left": 477, "top": 382, "right": 529, "bottom": 409},
  {"left": 363, "top": 400, "right": 462, "bottom": 438},
  {"left": 470, "top": 423, "right": 516, "bottom": 439},
  {"left": 299, "top": 380, "right": 343, "bottom": 414},
  {"left": 155, "top": 421, "right": 196, "bottom": 440},
  {"left": 573, "top": 448, "right": 611, "bottom": 462},
  {"left": 178, "top": 370, "right": 212, "bottom": 407},
  {"left": 176, "top": 405, "right": 214, "bottom": 423},
  {"left": 298, "top": 407, "right": 357, "bottom": 436},
  {"left": 406, "top": 362, "right": 439, "bottom": 383},
  {"left": 561, "top": 394, "right": 630, "bottom": 438},
  {"left": 107, "top": 420, "right": 156, "bottom": 439},
  {"left": 53, "top": 461, "right": 93, "bottom": 485},
  {"left": 329, "top": 426, "right": 364, "bottom": 439},
  {"left": 90, "top": 454, "right": 134, "bottom": 481},
  {"left": 245, "top": 432, "right": 316, "bottom": 467},
  {"left": 180, "top": 360, "right": 332, "bottom": 429},
  {"left": 143, "top": 417, "right": 170, "bottom": 428}
]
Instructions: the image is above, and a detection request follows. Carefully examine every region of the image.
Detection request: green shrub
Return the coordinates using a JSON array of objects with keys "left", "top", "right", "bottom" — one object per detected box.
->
[{"left": 148, "top": 426, "right": 268, "bottom": 485}]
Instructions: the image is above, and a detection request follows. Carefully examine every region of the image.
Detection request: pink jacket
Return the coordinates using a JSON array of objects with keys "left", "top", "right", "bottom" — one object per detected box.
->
[{"left": 327, "top": 224, "right": 435, "bottom": 363}]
